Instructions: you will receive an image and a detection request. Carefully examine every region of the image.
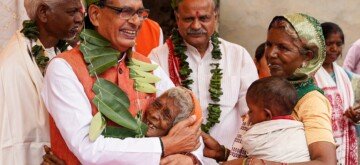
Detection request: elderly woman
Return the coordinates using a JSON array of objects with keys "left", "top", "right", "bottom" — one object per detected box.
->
[
  {"left": 202, "top": 13, "right": 336, "bottom": 165},
  {"left": 42, "top": 86, "right": 203, "bottom": 164},
  {"left": 314, "top": 22, "right": 358, "bottom": 164}
]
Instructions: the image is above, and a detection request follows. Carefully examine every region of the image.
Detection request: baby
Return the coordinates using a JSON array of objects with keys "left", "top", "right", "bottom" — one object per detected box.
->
[{"left": 235, "top": 77, "right": 310, "bottom": 163}]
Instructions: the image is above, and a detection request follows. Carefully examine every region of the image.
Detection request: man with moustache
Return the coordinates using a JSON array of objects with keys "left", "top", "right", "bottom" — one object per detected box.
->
[
  {"left": 149, "top": 0, "right": 258, "bottom": 164},
  {"left": 41, "top": 0, "right": 202, "bottom": 164},
  {"left": 0, "top": 0, "right": 83, "bottom": 164}
]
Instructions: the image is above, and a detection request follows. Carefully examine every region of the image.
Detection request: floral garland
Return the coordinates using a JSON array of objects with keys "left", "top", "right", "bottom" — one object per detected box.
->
[
  {"left": 20, "top": 20, "right": 68, "bottom": 74},
  {"left": 171, "top": 29, "right": 223, "bottom": 133}
]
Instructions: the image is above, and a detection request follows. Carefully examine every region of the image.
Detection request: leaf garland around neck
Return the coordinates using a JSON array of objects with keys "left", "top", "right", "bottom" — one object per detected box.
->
[
  {"left": 80, "top": 29, "right": 159, "bottom": 140},
  {"left": 20, "top": 20, "right": 69, "bottom": 74},
  {"left": 171, "top": 29, "right": 223, "bottom": 133}
]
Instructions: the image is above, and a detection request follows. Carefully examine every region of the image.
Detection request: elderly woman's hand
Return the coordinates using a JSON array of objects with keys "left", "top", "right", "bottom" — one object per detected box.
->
[
  {"left": 344, "top": 105, "right": 360, "bottom": 123},
  {"left": 161, "top": 115, "right": 202, "bottom": 156}
]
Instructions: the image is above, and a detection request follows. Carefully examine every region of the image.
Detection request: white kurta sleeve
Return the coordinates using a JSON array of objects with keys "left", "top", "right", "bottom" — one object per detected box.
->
[
  {"left": 235, "top": 48, "right": 258, "bottom": 116},
  {"left": 41, "top": 58, "right": 162, "bottom": 165},
  {"left": 153, "top": 60, "right": 174, "bottom": 97},
  {"left": 191, "top": 137, "right": 204, "bottom": 164},
  {"left": 343, "top": 43, "right": 360, "bottom": 72}
]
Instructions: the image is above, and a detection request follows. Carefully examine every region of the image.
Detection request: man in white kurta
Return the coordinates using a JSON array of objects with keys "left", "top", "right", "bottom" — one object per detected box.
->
[
  {"left": 40, "top": 0, "right": 204, "bottom": 164},
  {"left": 149, "top": 0, "right": 258, "bottom": 164},
  {"left": 0, "top": 31, "right": 52, "bottom": 165},
  {"left": 0, "top": 0, "right": 83, "bottom": 164},
  {"left": 151, "top": 39, "right": 257, "bottom": 147}
]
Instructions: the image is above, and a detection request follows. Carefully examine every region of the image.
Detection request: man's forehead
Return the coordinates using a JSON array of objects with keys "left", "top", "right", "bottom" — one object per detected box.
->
[{"left": 177, "top": 1, "right": 214, "bottom": 14}]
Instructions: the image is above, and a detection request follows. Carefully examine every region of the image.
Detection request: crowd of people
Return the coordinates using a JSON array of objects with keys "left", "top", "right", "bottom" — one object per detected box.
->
[{"left": 0, "top": 0, "right": 360, "bottom": 165}]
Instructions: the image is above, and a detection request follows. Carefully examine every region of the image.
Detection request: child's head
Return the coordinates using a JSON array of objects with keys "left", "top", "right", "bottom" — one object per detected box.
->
[
  {"left": 144, "top": 87, "right": 194, "bottom": 137},
  {"left": 246, "top": 77, "right": 297, "bottom": 125}
]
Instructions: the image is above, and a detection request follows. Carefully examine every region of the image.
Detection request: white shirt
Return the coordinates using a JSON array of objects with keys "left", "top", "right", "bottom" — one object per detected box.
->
[
  {"left": 150, "top": 38, "right": 258, "bottom": 163},
  {"left": 42, "top": 58, "right": 203, "bottom": 164}
]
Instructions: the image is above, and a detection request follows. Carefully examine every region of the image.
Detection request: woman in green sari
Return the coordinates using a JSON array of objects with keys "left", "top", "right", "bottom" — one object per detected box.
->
[{"left": 203, "top": 13, "right": 336, "bottom": 165}]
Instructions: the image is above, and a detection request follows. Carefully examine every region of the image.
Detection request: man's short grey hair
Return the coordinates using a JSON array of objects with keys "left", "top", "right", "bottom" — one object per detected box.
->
[
  {"left": 24, "top": 0, "right": 61, "bottom": 20},
  {"left": 166, "top": 87, "right": 194, "bottom": 125}
]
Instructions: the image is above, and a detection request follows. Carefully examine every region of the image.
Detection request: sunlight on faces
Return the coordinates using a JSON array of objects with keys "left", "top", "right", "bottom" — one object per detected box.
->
[
  {"left": 176, "top": 0, "right": 217, "bottom": 50},
  {"left": 144, "top": 95, "right": 181, "bottom": 137},
  {"left": 44, "top": 0, "right": 83, "bottom": 41},
  {"left": 324, "top": 32, "right": 343, "bottom": 65},
  {"left": 89, "top": 0, "right": 144, "bottom": 51},
  {"left": 265, "top": 28, "right": 306, "bottom": 78}
]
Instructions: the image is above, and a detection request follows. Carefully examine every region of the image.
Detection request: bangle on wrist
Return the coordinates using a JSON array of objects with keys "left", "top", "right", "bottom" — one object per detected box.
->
[
  {"left": 159, "top": 138, "right": 164, "bottom": 157},
  {"left": 216, "top": 145, "right": 227, "bottom": 163},
  {"left": 223, "top": 146, "right": 229, "bottom": 161}
]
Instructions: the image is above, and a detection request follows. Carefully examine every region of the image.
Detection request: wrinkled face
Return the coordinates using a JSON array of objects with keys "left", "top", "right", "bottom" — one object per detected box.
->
[
  {"left": 176, "top": 0, "right": 217, "bottom": 49},
  {"left": 265, "top": 28, "right": 306, "bottom": 78},
  {"left": 246, "top": 97, "right": 268, "bottom": 125},
  {"left": 45, "top": 0, "right": 83, "bottom": 40},
  {"left": 144, "top": 95, "right": 181, "bottom": 137},
  {"left": 324, "top": 32, "right": 343, "bottom": 65},
  {"left": 91, "top": 0, "right": 144, "bottom": 51}
]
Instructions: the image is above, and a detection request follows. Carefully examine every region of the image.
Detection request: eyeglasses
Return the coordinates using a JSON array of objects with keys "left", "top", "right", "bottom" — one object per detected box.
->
[{"left": 103, "top": 5, "right": 150, "bottom": 20}]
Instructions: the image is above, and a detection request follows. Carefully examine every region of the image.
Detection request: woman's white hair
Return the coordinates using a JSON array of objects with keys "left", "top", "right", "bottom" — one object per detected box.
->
[
  {"left": 166, "top": 87, "right": 194, "bottom": 125},
  {"left": 24, "top": 0, "right": 61, "bottom": 20}
]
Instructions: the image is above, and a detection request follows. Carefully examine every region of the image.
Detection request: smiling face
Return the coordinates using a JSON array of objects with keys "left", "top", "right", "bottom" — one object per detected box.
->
[
  {"left": 44, "top": 0, "right": 84, "bottom": 40},
  {"left": 144, "top": 94, "right": 181, "bottom": 137},
  {"left": 265, "top": 28, "right": 306, "bottom": 78},
  {"left": 324, "top": 32, "right": 343, "bottom": 65},
  {"left": 89, "top": 0, "right": 144, "bottom": 51},
  {"left": 175, "top": 0, "right": 217, "bottom": 50}
]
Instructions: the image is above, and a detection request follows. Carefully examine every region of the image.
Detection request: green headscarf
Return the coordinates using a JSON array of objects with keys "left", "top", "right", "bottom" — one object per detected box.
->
[{"left": 271, "top": 13, "right": 326, "bottom": 84}]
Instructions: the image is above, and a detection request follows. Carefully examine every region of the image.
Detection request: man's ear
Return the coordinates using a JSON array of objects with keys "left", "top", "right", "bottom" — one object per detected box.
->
[
  {"left": 214, "top": 10, "right": 219, "bottom": 20},
  {"left": 264, "top": 108, "right": 273, "bottom": 120},
  {"left": 36, "top": 3, "right": 50, "bottom": 23},
  {"left": 88, "top": 5, "right": 101, "bottom": 27}
]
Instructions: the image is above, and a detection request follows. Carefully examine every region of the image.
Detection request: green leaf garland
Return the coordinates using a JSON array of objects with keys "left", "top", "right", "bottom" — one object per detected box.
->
[
  {"left": 20, "top": 20, "right": 69, "bottom": 75},
  {"left": 171, "top": 29, "right": 223, "bottom": 133},
  {"left": 80, "top": 29, "right": 159, "bottom": 140}
]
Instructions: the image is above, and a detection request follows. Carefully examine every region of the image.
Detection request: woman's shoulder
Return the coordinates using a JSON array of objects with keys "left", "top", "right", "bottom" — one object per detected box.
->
[{"left": 294, "top": 90, "right": 331, "bottom": 116}]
